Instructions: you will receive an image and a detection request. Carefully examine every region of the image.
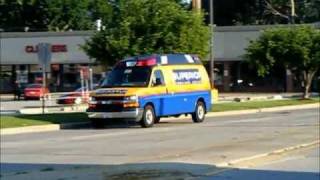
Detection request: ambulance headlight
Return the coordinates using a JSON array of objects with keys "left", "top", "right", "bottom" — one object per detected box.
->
[{"left": 124, "top": 95, "right": 138, "bottom": 101}]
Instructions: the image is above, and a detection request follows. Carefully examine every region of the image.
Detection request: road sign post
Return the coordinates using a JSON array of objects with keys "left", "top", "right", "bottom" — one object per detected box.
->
[{"left": 37, "top": 43, "right": 52, "bottom": 114}]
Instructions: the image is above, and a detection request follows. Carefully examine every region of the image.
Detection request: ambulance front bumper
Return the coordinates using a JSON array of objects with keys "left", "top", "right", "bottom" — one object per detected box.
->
[{"left": 87, "top": 108, "right": 143, "bottom": 121}]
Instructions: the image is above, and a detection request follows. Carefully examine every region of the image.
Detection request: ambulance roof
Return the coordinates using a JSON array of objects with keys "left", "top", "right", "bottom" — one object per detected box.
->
[{"left": 119, "top": 54, "right": 202, "bottom": 67}]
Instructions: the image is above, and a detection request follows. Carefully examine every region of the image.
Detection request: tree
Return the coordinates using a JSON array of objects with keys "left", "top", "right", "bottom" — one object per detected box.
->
[
  {"left": 0, "top": 0, "right": 111, "bottom": 32},
  {"left": 199, "top": 0, "right": 320, "bottom": 26},
  {"left": 260, "top": 0, "right": 320, "bottom": 24},
  {"left": 83, "top": 0, "right": 210, "bottom": 66},
  {"left": 0, "top": 0, "right": 49, "bottom": 31},
  {"left": 245, "top": 25, "right": 320, "bottom": 98},
  {"left": 46, "top": 0, "right": 93, "bottom": 31}
]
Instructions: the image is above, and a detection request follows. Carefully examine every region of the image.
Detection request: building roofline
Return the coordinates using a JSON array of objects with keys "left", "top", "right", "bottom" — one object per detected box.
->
[
  {"left": 0, "top": 23, "right": 318, "bottom": 38},
  {"left": 0, "top": 31, "right": 94, "bottom": 38}
]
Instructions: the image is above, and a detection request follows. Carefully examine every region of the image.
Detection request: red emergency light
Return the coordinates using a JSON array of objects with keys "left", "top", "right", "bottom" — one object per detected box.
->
[{"left": 135, "top": 58, "right": 156, "bottom": 66}]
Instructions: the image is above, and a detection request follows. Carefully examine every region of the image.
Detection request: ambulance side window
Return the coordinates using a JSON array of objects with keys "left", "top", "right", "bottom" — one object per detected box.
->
[{"left": 152, "top": 70, "right": 165, "bottom": 86}]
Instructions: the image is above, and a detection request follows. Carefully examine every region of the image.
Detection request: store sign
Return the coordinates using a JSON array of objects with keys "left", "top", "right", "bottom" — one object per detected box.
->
[{"left": 25, "top": 44, "right": 67, "bottom": 53}]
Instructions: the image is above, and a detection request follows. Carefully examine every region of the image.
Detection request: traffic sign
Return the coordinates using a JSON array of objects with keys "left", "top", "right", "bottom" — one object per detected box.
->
[{"left": 37, "top": 43, "right": 52, "bottom": 70}]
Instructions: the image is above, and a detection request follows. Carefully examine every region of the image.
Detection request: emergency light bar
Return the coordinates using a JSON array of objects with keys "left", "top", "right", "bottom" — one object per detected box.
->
[{"left": 118, "top": 54, "right": 202, "bottom": 68}]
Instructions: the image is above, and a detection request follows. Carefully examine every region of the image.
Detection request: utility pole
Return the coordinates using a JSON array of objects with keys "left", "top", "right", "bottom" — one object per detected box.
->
[
  {"left": 285, "top": 0, "right": 295, "bottom": 92},
  {"left": 192, "top": 0, "right": 214, "bottom": 87},
  {"left": 192, "top": 0, "right": 201, "bottom": 10},
  {"left": 290, "top": 0, "right": 295, "bottom": 24},
  {"left": 209, "top": 0, "right": 215, "bottom": 87}
]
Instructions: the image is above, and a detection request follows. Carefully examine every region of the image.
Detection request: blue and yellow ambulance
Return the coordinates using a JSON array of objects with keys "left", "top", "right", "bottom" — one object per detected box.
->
[{"left": 87, "top": 54, "right": 212, "bottom": 128}]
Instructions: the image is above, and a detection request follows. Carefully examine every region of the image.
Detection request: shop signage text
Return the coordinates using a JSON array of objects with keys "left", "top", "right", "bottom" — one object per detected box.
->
[{"left": 25, "top": 44, "right": 67, "bottom": 53}]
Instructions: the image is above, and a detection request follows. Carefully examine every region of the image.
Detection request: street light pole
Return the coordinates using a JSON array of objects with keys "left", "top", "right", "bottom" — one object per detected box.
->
[{"left": 209, "top": 0, "right": 215, "bottom": 87}]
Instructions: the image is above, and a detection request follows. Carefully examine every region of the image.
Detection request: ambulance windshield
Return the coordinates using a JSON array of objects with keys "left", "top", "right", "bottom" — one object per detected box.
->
[{"left": 101, "top": 67, "right": 151, "bottom": 87}]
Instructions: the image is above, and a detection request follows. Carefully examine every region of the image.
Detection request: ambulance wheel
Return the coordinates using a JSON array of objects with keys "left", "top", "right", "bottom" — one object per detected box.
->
[
  {"left": 140, "top": 105, "right": 155, "bottom": 128},
  {"left": 90, "top": 118, "right": 105, "bottom": 129},
  {"left": 192, "top": 101, "right": 205, "bottom": 123}
]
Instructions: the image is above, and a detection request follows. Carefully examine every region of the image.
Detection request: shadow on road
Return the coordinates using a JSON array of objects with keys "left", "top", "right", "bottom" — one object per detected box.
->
[{"left": 1, "top": 162, "right": 319, "bottom": 180}]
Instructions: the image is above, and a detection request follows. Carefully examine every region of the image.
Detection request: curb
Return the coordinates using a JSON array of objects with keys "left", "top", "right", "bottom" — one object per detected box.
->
[
  {"left": 1, "top": 103, "right": 319, "bottom": 135},
  {"left": 206, "top": 103, "right": 319, "bottom": 117},
  {"left": 0, "top": 122, "right": 91, "bottom": 135},
  {"left": 215, "top": 140, "right": 320, "bottom": 168},
  {"left": 0, "top": 124, "right": 60, "bottom": 135}
]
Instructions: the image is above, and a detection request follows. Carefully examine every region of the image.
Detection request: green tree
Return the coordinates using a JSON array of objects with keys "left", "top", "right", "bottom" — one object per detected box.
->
[
  {"left": 261, "top": 0, "right": 320, "bottom": 24},
  {"left": 0, "top": 0, "right": 112, "bottom": 31},
  {"left": 83, "top": 0, "right": 210, "bottom": 66},
  {"left": 46, "top": 0, "right": 93, "bottom": 31},
  {"left": 201, "top": 0, "right": 319, "bottom": 26},
  {"left": 245, "top": 25, "right": 320, "bottom": 98},
  {"left": 0, "top": 0, "right": 49, "bottom": 31}
]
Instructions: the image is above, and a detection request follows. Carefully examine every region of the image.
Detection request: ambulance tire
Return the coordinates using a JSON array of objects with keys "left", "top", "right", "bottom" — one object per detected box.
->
[
  {"left": 90, "top": 118, "right": 105, "bottom": 129},
  {"left": 140, "top": 105, "right": 155, "bottom": 128},
  {"left": 192, "top": 101, "right": 205, "bottom": 123}
]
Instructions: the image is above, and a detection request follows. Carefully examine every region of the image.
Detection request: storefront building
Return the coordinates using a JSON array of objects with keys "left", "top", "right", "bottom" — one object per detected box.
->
[
  {"left": 1, "top": 24, "right": 319, "bottom": 93},
  {"left": 207, "top": 24, "right": 319, "bottom": 92},
  {"left": 0, "top": 31, "right": 105, "bottom": 93}
]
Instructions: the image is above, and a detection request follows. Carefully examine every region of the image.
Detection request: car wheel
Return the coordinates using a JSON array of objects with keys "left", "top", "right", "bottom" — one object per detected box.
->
[
  {"left": 90, "top": 118, "right": 104, "bottom": 129},
  {"left": 140, "top": 105, "right": 155, "bottom": 128},
  {"left": 192, "top": 101, "right": 205, "bottom": 123}
]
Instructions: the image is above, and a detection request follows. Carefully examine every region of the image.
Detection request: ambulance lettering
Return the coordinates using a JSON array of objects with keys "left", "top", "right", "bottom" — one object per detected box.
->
[{"left": 173, "top": 69, "right": 201, "bottom": 84}]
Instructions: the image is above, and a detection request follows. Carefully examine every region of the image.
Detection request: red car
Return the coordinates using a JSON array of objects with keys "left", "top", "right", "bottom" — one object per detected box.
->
[
  {"left": 24, "top": 84, "right": 49, "bottom": 100},
  {"left": 56, "top": 87, "right": 90, "bottom": 105}
]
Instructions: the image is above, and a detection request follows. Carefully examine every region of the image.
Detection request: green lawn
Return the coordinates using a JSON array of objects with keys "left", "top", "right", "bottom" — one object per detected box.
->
[
  {"left": 0, "top": 98, "right": 319, "bottom": 129},
  {"left": 0, "top": 113, "right": 88, "bottom": 129},
  {"left": 212, "top": 98, "right": 319, "bottom": 112}
]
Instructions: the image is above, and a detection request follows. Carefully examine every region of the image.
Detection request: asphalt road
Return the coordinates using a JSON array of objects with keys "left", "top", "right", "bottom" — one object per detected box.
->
[
  {"left": 206, "top": 146, "right": 320, "bottom": 180},
  {"left": 1, "top": 108, "right": 319, "bottom": 179}
]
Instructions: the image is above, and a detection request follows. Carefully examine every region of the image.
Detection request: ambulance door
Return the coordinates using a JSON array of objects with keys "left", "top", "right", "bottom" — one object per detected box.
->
[{"left": 149, "top": 69, "right": 168, "bottom": 117}]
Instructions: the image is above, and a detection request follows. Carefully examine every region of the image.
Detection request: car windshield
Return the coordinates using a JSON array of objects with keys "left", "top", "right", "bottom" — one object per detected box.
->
[{"left": 101, "top": 67, "right": 151, "bottom": 87}]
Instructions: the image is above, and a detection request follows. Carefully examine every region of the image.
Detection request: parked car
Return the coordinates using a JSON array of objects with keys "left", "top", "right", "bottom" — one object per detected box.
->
[
  {"left": 56, "top": 87, "right": 91, "bottom": 105},
  {"left": 24, "top": 84, "right": 49, "bottom": 100}
]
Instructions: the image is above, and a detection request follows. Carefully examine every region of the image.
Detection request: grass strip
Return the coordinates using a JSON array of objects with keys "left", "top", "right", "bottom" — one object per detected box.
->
[
  {"left": 212, "top": 98, "right": 319, "bottom": 112},
  {"left": 0, "top": 113, "right": 87, "bottom": 129}
]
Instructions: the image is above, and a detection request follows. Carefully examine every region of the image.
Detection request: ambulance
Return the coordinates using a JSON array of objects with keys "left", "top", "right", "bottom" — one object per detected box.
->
[{"left": 87, "top": 54, "right": 212, "bottom": 128}]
